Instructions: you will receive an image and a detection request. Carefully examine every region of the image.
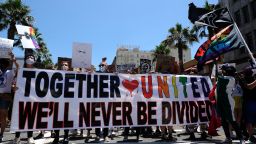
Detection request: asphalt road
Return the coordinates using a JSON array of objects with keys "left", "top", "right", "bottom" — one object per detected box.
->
[{"left": 1, "top": 125, "right": 246, "bottom": 144}]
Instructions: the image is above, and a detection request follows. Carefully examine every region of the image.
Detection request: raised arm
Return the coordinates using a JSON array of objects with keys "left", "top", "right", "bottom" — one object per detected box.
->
[
  {"left": 246, "top": 79, "right": 256, "bottom": 90},
  {"left": 10, "top": 52, "right": 19, "bottom": 77}
]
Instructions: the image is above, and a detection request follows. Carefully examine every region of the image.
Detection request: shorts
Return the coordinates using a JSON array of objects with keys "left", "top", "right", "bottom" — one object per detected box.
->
[
  {"left": 245, "top": 101, "right": 256, "bottom": 123},
  {"left": 233, "top": 96, "right": 242, "bottom": 109},
  {"left": 0, "top": 99, "right": 10, "bottom": 109}
]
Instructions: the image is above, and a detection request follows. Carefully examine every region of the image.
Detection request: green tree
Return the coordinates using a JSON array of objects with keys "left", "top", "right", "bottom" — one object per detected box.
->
[
  {"left": 34, "top": 28, "right": 53, "bottom": 69},
  {"left": 0, "top": 0, "right": 53, "bottom": 68},
  {"left": 162, "top": 23, "right": 198, "bottom": 73},
  {"left": 152, "top": 43, "right": 170, "bottom": 62},
  {"left": 0, "top": 0, "right": 34, "bottom": 43}
]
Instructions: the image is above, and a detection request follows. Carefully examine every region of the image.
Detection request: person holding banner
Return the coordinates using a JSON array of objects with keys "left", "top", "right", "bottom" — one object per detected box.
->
[
  {"left": 95, "top": 59, "right": 110, "bottom": 142},
  {"left": 184, "top": 68, "right": 208, "bottom": 140},
  {"left": 0, "top": 52, "right": 19, "bottom": 143},
  {"left": 13, "top": 52, "right": 37, "bottom": 144},
  {"left": 122, "top": 69, "right": 143, "bottom": 142},
  {"left": 52, "top": 60, "right": 71, "bottom": 144}
]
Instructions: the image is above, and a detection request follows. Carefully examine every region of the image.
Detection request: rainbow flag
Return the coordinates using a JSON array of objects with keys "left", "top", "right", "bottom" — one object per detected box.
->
[
  {"left": 194, "top": 24, "right": 244, "bottom": 66},
  {"left": 28, "top": 27, "right": 40, "bottom": 49}
]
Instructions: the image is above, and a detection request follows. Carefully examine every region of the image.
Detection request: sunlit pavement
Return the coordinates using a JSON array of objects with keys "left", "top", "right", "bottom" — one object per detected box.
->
[{"left": 1, "top": 125, "right": 241, "bottom": 144}]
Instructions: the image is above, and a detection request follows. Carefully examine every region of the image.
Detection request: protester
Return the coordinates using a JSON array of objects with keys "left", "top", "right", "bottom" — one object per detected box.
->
[
  {"left": 95, "top": 59, "right": 110, "bottom": 142},
  {"left": 215, "top": 64, "right": 244, "bottom": 144},
  {"left": 13, "top": 52, "right": 37, "bottom": 144},
  {"left": 99, "top": 57, "right": 108, "bottom": 72},
  {"left": 228, "top": 76, "right": 243, "bottom": 139},
  {"left": 240, "top": 67, "right": 256, "bottom": 143},
  {"left": 208, "top": 79, "right": 221, "bottom": 137},
  {"left": 232, "top": 78, "right": 243, "bottom": 126},
  {"left": 0, "top": 53, "right": 19, "bottom": 143},
  {"left": 122, "top": 69, "right": 143, "bottom": 142},
  {"left": 52, "top": 60, "right": 71, "bottom": 144},
  {"left": 184, "top": 68, "right": 208, "bottom": 140}
]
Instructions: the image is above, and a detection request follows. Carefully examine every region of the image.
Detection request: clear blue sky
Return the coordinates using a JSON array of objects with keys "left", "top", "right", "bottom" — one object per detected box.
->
[{"left": 2, "top": 0, "right": 218, "bottom": 68}]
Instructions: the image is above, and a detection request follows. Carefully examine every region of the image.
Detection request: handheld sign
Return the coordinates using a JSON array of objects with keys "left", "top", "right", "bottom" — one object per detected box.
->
[
  {"left": 16, "top": 25, "right": 39, "bottom": 49},
  {"left": 0, "top": 37, "right": 14, "bottom": 58},
  {"left": 72, "top": 42, "right": 92, "bottom": 69}
]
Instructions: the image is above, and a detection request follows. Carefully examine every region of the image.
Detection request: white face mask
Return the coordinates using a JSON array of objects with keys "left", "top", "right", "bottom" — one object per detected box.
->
[
  {"left": 0, "top": 69, "right": 2, "bottom": 75},
  {"left": 26, "top": 58, "right": 35, "bottom": 65}
]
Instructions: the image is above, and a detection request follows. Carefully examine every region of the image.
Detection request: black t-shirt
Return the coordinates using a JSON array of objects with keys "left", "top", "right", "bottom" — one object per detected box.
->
[{"left": 242, "top": 79, "right": 256, "bottom": 102}]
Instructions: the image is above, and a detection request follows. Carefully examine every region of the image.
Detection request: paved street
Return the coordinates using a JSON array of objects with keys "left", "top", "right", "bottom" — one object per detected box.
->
[{"left": 1, "top": 125, "right": 246, "bottom": 144}]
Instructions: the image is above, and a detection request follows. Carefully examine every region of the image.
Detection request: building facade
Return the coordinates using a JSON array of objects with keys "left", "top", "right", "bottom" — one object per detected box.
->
[
  {"left": 168, "top": 46, "right": 191, "bottom": 64},
  {"left": 219, "top": 0, "right": 256, "bottom": 70},
  {"left": 116, "top": 46, "right": 155, "bottom": 72},
  {"left": 116, "top": 45, "right": 191, "bottom": 73}
]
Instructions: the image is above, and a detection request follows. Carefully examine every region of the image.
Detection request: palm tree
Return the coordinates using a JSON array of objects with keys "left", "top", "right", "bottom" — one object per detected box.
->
[
  {"left": 162, "top": 23, "right": 198, "bottom": 73},
  {"left": 0, "top": 0, "right": 54, "bottom": 68},
  {"left": 0, "top": 0, "right": 34, "bottom": 46},
  {"left": 152, "top": 43, "right": 171, "bottom": 62},
  {"left": 33, "top": 28, "right": 53, "bottom": 68}
]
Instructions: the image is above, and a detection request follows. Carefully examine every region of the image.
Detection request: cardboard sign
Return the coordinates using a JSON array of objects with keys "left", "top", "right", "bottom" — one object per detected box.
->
[
  {"left": 16, "top": 25, "right": 39, "bottom": 49},
  {"left": 72, "top": 42, "right": 92, "bottom": 69},
  {"left": 11, "top": 68, "right": 213, "bottom": 131},
  {"left": 0, "top": 37, "right": 14, "bottom": 58}
]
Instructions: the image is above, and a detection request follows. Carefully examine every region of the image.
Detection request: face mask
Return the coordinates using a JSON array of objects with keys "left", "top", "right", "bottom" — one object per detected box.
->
[
  {"left": 26, "top": 58, "right": 35, "bottom": 65},
  {"left": 0, "top": 69, "right": 2, "bottom": 75}
]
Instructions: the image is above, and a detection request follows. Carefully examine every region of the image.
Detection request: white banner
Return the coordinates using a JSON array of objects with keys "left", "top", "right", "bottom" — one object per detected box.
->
[
  {"left": 11, "top": 68, "right": 213, "bottom": 131},
  {"left": 0, "top": 37, "right": 14, "bottom": 58}
]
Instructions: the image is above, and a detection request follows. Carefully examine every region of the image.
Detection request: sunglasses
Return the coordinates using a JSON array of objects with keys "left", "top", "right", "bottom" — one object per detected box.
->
[{"left": 61, "top": 64, "right": 69, "bottom": 66}]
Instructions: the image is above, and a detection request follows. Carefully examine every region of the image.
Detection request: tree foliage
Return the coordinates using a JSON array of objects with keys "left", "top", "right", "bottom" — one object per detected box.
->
[
  {"left": 162, "top": 23, "right": 198, "bottom": 73},
  {"left": 0, "top": 0, "right": 53, "bottom": 68}
]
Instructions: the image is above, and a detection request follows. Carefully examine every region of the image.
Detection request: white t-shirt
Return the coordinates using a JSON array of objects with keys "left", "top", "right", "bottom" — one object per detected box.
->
[
  {"left": 232, "top": 83, "right": 243, "bottom": 97},
  {"left": 0, "top": 70, "right": 15, "bottom": 93},
  {"left": 211, "top": 64, "right": 217, "bottom": 79}
]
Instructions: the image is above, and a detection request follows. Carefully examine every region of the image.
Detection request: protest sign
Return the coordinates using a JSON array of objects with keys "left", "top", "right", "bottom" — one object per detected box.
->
[
  {"left": 140, "top": 59, "right": 152, "bottom": 74},
  {"left": 15, "top": 25, "right": 39, "bottom": 49},
  {"left": 0, "top": 37, "right": 14, "bottom": 58},
  {"left": 11, "top": 68, "right": 213, "bottom": 131},
  {"left": 72, "top": 42, "right": 92, "bottom": 69}
]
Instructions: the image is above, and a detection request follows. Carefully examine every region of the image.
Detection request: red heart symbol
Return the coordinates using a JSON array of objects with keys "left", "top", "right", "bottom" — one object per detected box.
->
[{"left": 122, "top": 79, "right": 139, "bottom": 95}]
